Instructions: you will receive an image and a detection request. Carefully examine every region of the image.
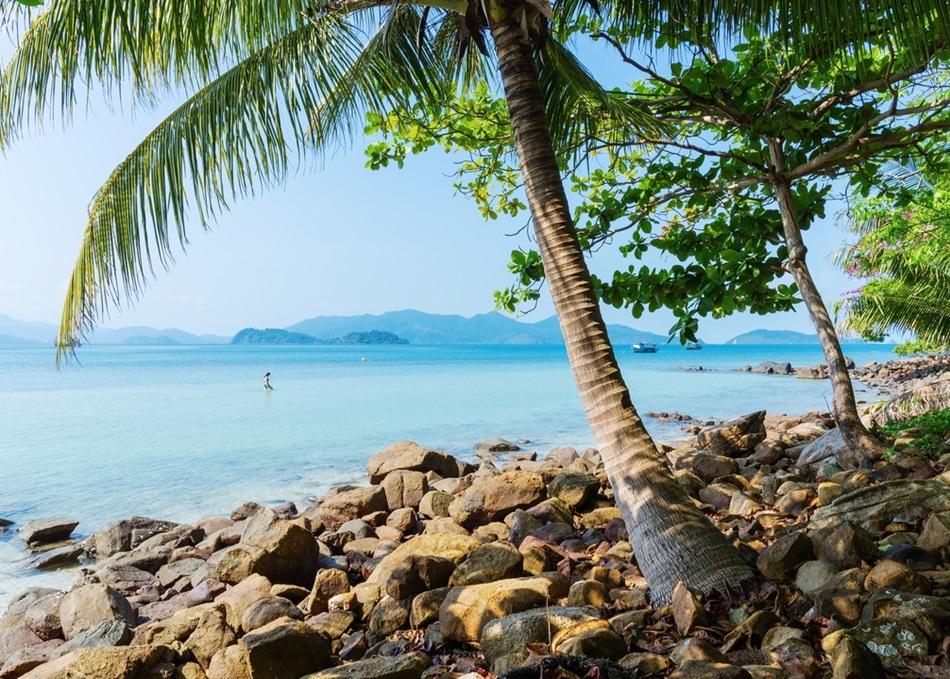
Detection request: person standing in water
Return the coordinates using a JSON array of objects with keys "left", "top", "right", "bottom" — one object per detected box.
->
[{"left": 263, "top": 372, "right": 273, "bottom": 390}]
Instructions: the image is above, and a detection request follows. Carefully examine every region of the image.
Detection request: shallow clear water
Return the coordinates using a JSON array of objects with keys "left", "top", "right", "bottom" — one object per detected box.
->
[{"left": 0, "top": 341, "right": 896, "bottom": 605}]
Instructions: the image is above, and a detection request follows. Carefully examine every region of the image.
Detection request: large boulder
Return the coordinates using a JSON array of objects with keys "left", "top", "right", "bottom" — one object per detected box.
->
[
  {"left": 302, "top": 651, "right": 431, "bottom": 679},
  {"left": 381, "top": 471, "right": 429, "bottom": 511},
  {"left": 58, "top": 584, "right": 135, "bottom": 641},
  {"left": 237, "top": 508, "right": 320, "bottom": 586},
  {"left": 367, "top": 442, "right": 460, "bottom": 484},
  {"left": 318, "top": 487, "right": 388, "bottom": 532},
  {"left": 809, "top": 476, "right": 950, "bottom": 532},
  {"left": 87, "top": 517, "right": 182, "bottom": 558},
  {"left": 696, "top": 411, "right": 767, "bottom": 458},
  {"left": 752, "top": 361, "right": 792, "bottom": 375},
  {"left": 547, "top": 473, "right": 600, "bottom": 508},
  {"left": 23, "top": 592, "right": 63, "bottom": 641},
  {"left": 449, "top": 472, "right": 546, "bottom": 528},
  {"left": 796, "top": 428, "right": 870, "bottom": 470},
  {"left": 52, "top": 619, "right": 132, "bottom": 658},
  {"left": 480, "top": 607, "right": 600, "bottom": 673},
  {"left": 132, "top": 602, "right": 235, "bottom": 671},
  {"left": 367, "top": 534, "right": 480, "bottom": 592},
  {"left": 381, "top": 555, "right": 456, "bottom": 601},
  {"left": 18, "top": 645, "right": 174, "bottom": 679},
  {"left": 215, "top": 574, "right": 273, "bottom": 630},
  {"left": 214, "top": 509, "right": 320, "bottom": 586},
  {"left": 439, "top": 572, "right": 570, "bottom": 642},
  {"left": 18, "top": 519, "right": 79, "bottom": 547},
  {"left": 449, "top": 541, "right": 523, "bottom": 587},
  {"left": 418, "top": 491, "right": 454, "bottom": 519},
  {"left": 241, "top": 617, "right": 332, "bottom": 679}
]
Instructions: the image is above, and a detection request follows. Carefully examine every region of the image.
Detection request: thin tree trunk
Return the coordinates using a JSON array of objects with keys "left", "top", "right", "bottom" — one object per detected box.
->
[
  {"left": 768, "top": 140, "right": 887, "bottom": 464},
  {"left": 489, "top": 11, "right": 752, "bottom": 603}
]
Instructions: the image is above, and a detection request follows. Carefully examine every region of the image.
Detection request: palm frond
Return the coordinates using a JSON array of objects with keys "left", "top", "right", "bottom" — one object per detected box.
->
[
  {"left": 537, "top": 37, "right": 660, "bottom": 155},
  {"left": 57, "top": 17, "right": 367, "bottom": 360},
  {"left": 0, "top": 0, "right": 310, "bottom": 147},
  {"left": 556, "top": 0, "right": 950, "bottom": 63},
  {"left": 870, "top": 378, "right": 950, "bottom": 426},
  {"left": 307, "top": 4, "right": 457, "bottom": 150}
]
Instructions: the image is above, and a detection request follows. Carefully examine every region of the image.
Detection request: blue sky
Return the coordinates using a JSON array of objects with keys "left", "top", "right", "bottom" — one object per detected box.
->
[{"left": 0, "top": 33, "right": 862, "bottom": 343}]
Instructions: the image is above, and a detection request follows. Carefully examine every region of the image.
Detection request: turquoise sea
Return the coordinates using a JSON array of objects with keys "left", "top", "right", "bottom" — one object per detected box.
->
[{"left": 0, "top": 341, "right": 898, "bottom": 605}]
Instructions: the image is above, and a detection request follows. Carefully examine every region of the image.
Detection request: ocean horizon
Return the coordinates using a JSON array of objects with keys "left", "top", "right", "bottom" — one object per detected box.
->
[{"left": 0, "top": 341, "right": 898, "bottom": 605}]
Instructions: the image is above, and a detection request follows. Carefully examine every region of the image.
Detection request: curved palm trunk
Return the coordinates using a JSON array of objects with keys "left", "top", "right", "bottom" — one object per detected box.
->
[
  {"left": 768, "top": 140, "right": 886, "bottom": 465},
  {"left": 489, "top": 13, "right": 752, "bottom": 603}
]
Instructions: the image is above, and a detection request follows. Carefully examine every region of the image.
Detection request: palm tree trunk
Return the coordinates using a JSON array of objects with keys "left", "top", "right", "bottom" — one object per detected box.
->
[
  {"left": 768, "top": 140, "right": 886, "bottom": 465},
  {"left": 489, "top": 12, "right": 752, "bottom": 603}
]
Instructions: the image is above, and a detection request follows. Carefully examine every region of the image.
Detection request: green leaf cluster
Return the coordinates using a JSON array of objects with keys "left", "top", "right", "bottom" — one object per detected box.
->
[
  {"left": 883, "top": 407, "right": 950, "bottom": 459},
  {"left": 838, "top": 172, "right": 950, "bottom": 348}
]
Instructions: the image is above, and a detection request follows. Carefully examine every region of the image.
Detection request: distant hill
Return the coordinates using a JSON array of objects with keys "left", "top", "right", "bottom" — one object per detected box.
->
[
  {"left": 288, "top": 309, "right": 667, "bottom": 345},
  {"left": 0, "top": 333, "right": 43, "bottom": 345},
  {"left": 0, "top": 314, "right": 58, "bottom": 342},
  {"left": 94, "top": 326, "right": 229, "bottom": 345},
  {"left": 727, "top": 329, "right": 865, "bottom": 345},
  {"left": 231, "top": 328, "right": 408, "bottom": 345}
]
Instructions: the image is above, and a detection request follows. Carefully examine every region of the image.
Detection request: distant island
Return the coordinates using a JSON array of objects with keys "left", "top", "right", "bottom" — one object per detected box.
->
[
  {"left": 1, "top": 309, "right": 880, "bottom": 347},
  {"left": 726, "top": 329, "right": 865, "bottom": 345},
  {"left": 231, "top": 328, "right": 409, "bottom": 345}
]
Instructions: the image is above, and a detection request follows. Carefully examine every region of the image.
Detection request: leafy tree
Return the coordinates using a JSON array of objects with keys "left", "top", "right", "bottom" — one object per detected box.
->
[
  {"left": 374, "top": 23, "right": 950, "bottom": 463},
  {"left": 838, "top": 170, "right": 950, "bottom": 354},
  {"left": 4, "top": 0, "right": 950, "bottom": 600}
]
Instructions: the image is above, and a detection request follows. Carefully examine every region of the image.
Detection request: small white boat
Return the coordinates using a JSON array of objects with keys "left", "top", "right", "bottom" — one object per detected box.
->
[
  {"left": 685, "top": 341, "right": 703, "bottom": 350},
  {"left": 632, "top": 342, "right": 657, "bottom": 353}
]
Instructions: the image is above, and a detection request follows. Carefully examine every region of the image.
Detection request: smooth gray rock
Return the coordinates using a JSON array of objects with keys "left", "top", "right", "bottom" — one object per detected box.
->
[
  {"left": 28, "top": 544, "right": 84, "bottom": 570},
  {"left": 19, "top": 518, "right": 79, "bottom": 546},
  {"left": 52, "top": 619, "right": 132, "bottom": 658}
]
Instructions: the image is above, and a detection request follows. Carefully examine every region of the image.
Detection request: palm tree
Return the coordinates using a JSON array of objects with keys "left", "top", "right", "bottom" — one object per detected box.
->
[
  {"left": 838, "top": 168, "right": 950, "bottom": 351},
  {"left": 3, "top": 0, "right": 950, "bottom": 601}
]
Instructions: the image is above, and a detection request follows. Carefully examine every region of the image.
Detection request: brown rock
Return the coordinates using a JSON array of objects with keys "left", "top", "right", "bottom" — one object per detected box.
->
[
  {"left": 381, "top": 471, "right": 429, "bottom": 511},
  {"left": 366, "top": 442, "right": 459, "bottom": 484},
  {"left": 15, "top": 644, "right": 174, "bottom": 679},
  {"left": 18, "top": 519, "right": 80, "bottom": 547},
  {"left": 214, "top": 573, "right": 272, "bottom": 629},
  {"left": 688, "top": 453, "right": 740, "bottom": 484},
  {"left": 817, "top": 522, "right": 878, "bottom": 569},
  {"left": 301, "top": 650, "right": 431, "bottom": 679},
  {"left": 756, "top": 533, "right": 813, "bottom": 581},
  {"left": 450, "top": 472, "right": 546, "bottom": 528},
  {"left": 368, "top": 596, "right": 411, "bottom": 639},
  {"left": 864, "top": 560, "right": 931, "bottom": 595},
  {"left": 917, "top": 511, "right": 950, "bottom": 551},
  {"left": 547, "top": 473, "right": 600, "bottom": 508},
  {"left": 207, "top": 644, "right": 251, "bottom": 679},
  {"left": 696, "top": 411, "right": 766, "bottom": 457},
  {"left": 318, "top": 487, "right": 388, "bottom": 533},
  {"left": 417, "top": 492, "right": 454, "bottom": 519},
  {"left": 241, "top": 617, "right": 331, "bottom": 679},
  {"left": 671, "top": 582, "right": 707, "bottom": 636},
  {"left": 384, "top": 555, "right": 455, "bottom": 600},
  {"left": 366, "top": 534, "right": 479, "bottom": 591},
  {"left": 439, "top": 572, "right": 569, "bottom": 642},
  {"left": 448, "top": 541, "right": 523, "bottom": 588},
  {"left": 410, "top": 588, "right": 449, "bottom": 629},
  {"left": 480, "top": 606, "right": 599, "bottom": 674},
  {"left": 241, "top": 596, "right": 304, "bottom": 633},
  {"left": 552, "top": 620, "right": 626, "bottom": 660},
  {"left": 58, "top": 584, "right": 135, "bottom": 641}
]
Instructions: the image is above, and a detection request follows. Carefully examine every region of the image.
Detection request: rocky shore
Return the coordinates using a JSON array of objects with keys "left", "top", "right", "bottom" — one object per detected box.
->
[
  {"left": 1, "top": 357, "right": 948, "bottom": 679},
  {"left": 2, "top": 418, "right": 949, "bottom": 679}
]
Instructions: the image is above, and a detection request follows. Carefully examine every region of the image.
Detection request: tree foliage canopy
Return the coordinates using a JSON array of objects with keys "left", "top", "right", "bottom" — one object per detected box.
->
[{"left": 368, "top": 21, "right": 950, "bottom": 341}]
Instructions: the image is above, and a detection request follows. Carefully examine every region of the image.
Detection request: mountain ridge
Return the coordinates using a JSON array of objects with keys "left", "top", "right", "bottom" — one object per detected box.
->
[{"left": 725, "top": 329, "right": 866, "bottom": 345}]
